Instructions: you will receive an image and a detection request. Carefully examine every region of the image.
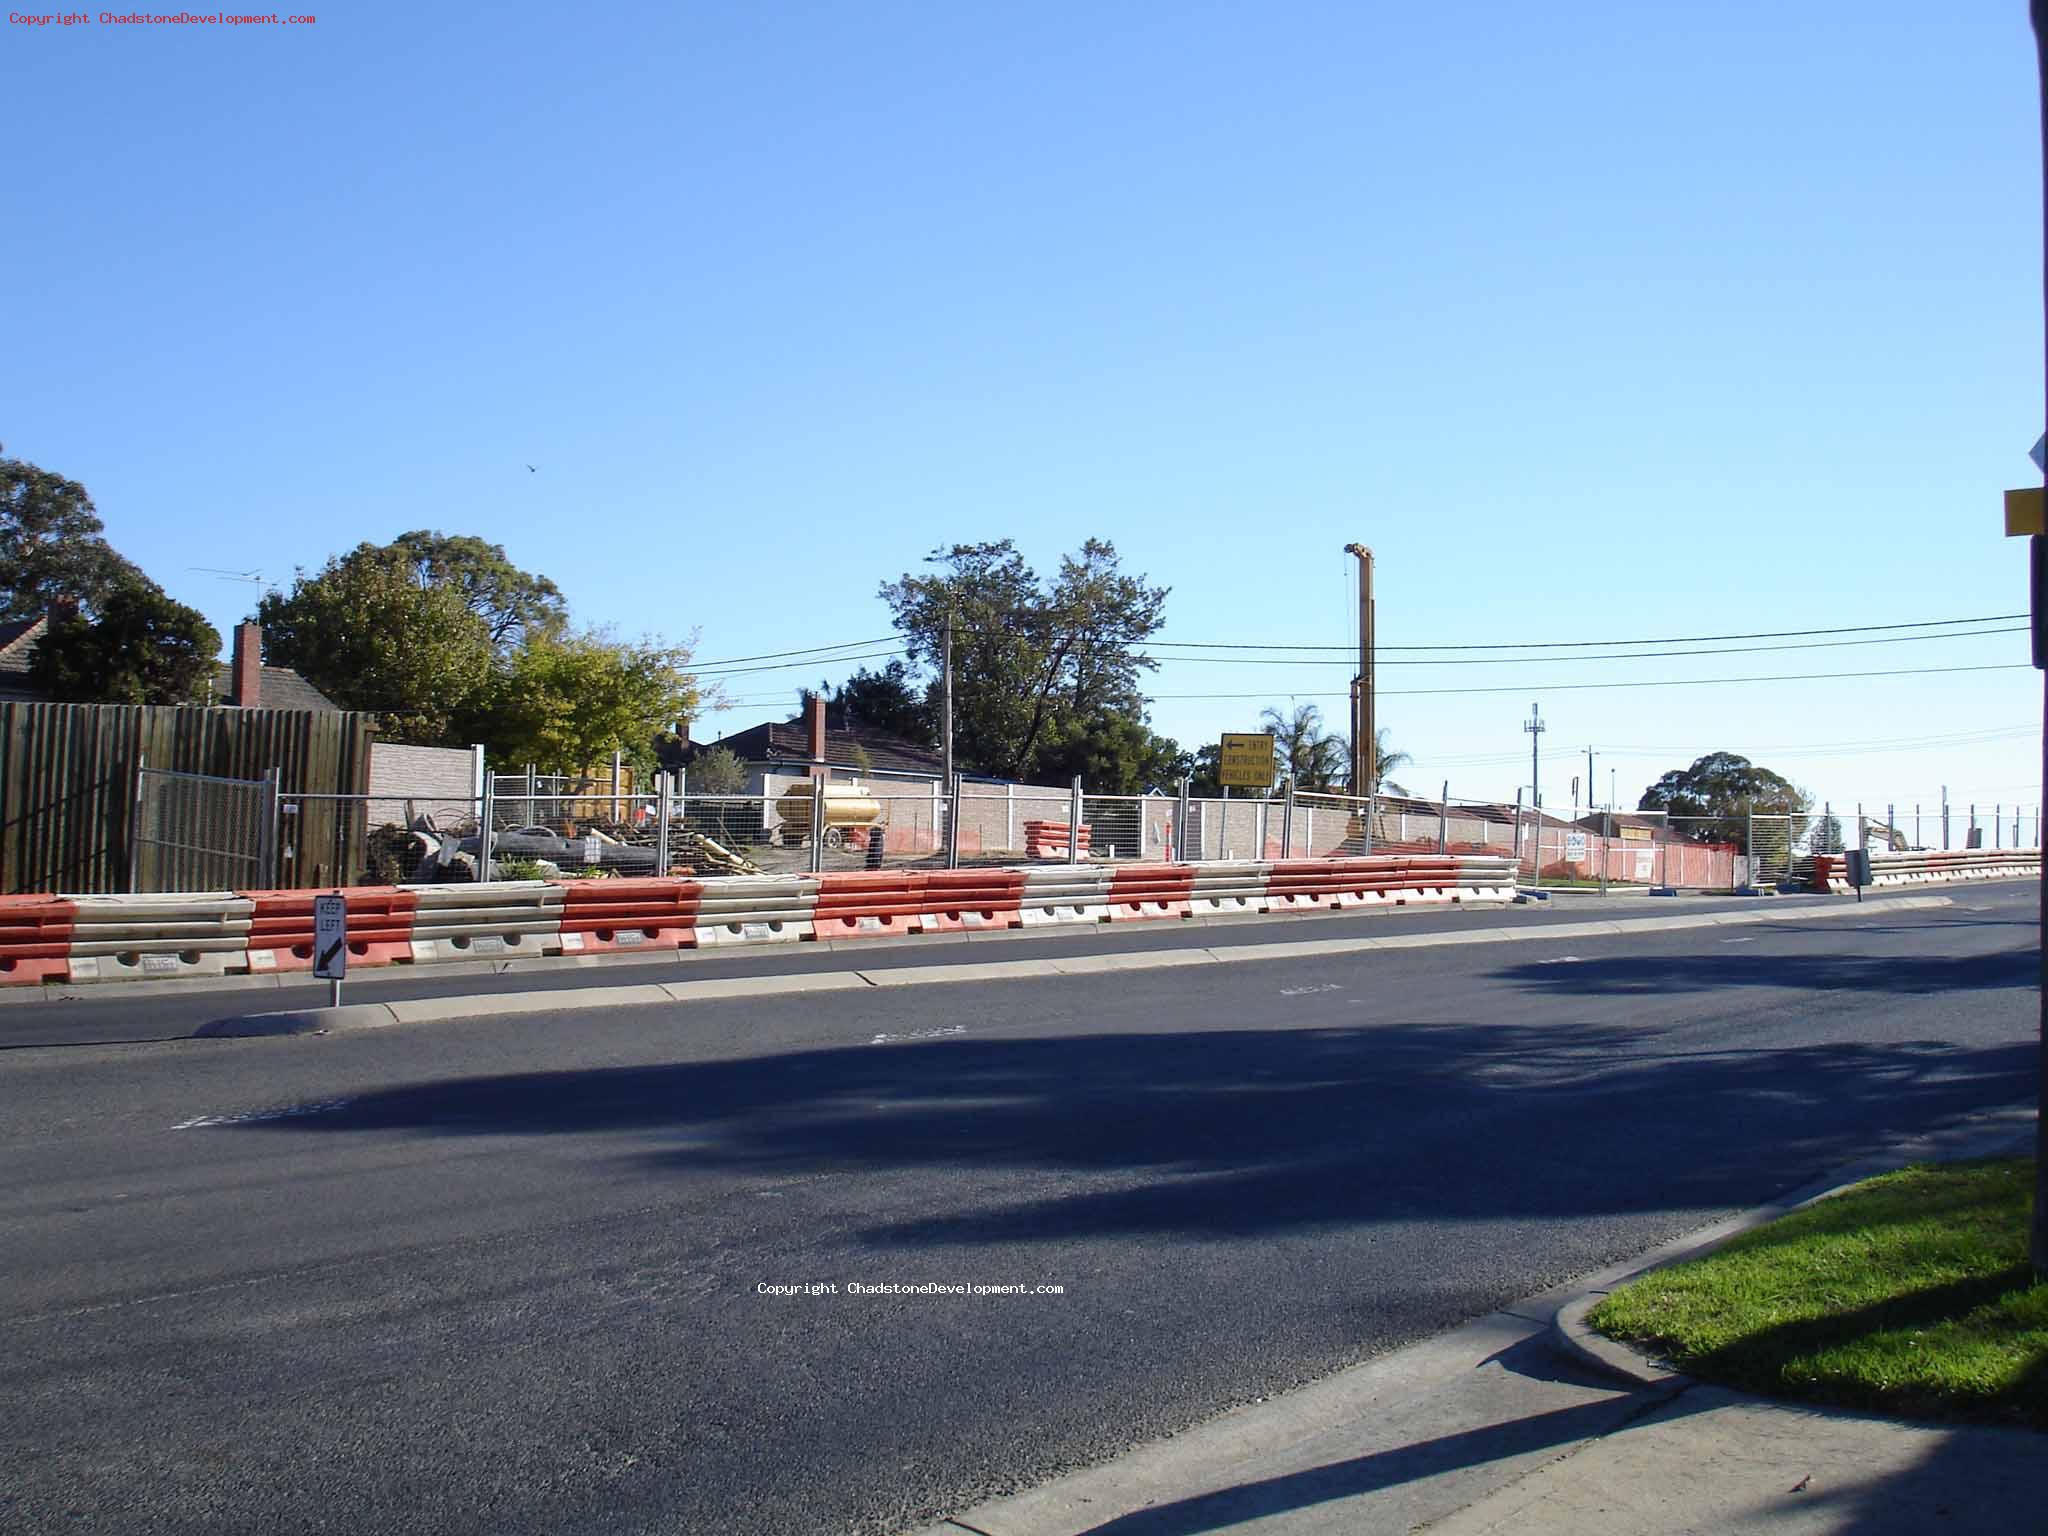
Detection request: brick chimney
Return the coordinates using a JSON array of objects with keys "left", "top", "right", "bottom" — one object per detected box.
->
[
  {"left": 807, "top": 693, "right": 827, "bottom": 778},
  {"left": 231, "top": 622, "right": 262, "bottom": 708}
]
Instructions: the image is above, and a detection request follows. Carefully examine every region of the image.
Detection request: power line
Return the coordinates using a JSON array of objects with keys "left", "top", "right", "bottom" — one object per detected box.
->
[
  {"left": 690, "top": 614, "right": 2025, "bottom": 679},
  {"left": 1134, "top": 626, "right": 2025, "bottom": 668},
  {"left": 693, "top": 647, "right": 908, "bottom": 679},
  {"left": 1143, "top": 662, "right": 2033, "bottom": 701},
  {"left": 691, "top": 620, "right": 2023, "bottom": 680},
  {"left": 689, "top": 635, "right": 899, "bottom": 669},
  {"left": 1141, "top": 613, "right": 2025, "bottom": 653}
]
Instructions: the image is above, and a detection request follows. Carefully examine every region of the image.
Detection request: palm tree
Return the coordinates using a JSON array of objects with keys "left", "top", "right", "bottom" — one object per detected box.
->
[
  {"left": 1373, "top": 727, "right": 1411, "bottom": 796},
  {"left": 1259, "top": 703, "right": 1346, "bottom": 792}
]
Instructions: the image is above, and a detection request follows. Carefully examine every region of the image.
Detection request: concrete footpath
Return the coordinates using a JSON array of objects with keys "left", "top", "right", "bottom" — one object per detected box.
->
[{"left": 909, "top": 1111, "right": 2044, "bottom": 1536}]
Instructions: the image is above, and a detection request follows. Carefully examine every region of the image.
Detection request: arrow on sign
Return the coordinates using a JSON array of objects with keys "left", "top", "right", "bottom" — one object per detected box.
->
[{"left": 318, "top": 938, "right": 345, "bottom": 973}]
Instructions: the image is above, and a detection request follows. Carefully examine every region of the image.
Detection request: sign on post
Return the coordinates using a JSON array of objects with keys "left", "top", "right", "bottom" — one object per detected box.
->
[
  {"left": 1217, "top": 732, "right": 1276, "bottom": 790},
  {"left": 313, "top": 893, "right": 347, "bottom": 993}
]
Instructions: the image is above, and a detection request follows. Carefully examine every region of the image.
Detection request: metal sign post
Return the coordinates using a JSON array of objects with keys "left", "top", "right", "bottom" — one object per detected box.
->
[{"left": 313, "top": 892, "right": 347, "bottom": 1008}]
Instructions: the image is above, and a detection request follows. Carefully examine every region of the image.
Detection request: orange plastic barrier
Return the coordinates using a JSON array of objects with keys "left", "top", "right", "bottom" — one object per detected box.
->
[
  {"left": 241, "top": 887, "right": 418, "bottom": 972},
  {"left": 559, "top": 877, "right": 703, "bottom": 955},
  {"left": 0, "top": 895, "right": 76, "bottom": 984}
]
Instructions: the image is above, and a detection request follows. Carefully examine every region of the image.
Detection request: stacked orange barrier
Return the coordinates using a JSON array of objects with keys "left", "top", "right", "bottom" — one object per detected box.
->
[
  {"left": 243, "top": 887, "right": 419, "bottom": 972},
  {"left": 811, "top": 871, "right": 927, "bottom": 939},
  {"left": 1022, "top": 821, "right": 1091, "bottom": 859},
  {"left": 1105, "top": 863, "right": 1195, "bottom": 922},
  {"left": 916, "top": 868, "right": 1025, "bottom": 932},
  {"left": 558, "top": 877, "right": 703, "bottom": 955},
  {"left": 0, "top": 895, "right": 76, "bottom": 985}
]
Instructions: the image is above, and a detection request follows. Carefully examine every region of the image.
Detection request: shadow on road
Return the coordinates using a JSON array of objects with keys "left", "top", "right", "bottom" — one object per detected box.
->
[
  {"left": 252, "top": 1005, "right": 2034, "bottom": 1249},
  {"left": 1490, "top": 946, "right": 2035, "bottom": 997}
]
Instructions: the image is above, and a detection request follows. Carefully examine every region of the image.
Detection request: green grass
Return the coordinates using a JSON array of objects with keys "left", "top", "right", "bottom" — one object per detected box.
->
[{"left": 1590, "top": 1158, "right": 2048, "bottom": 1429}]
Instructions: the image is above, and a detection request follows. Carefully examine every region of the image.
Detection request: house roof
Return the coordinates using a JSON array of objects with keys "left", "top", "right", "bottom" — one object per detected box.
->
[
  {"left": 0, "top": 616, "right": 337, "bottom": 711},
  {"left": 209, "top": 662, "right": 338, "bottom": 712},
  {"left": 693, "top": 712, "right": 946, "bottom": 778},
  {"left": 0, "top": 617, "right": 48, "bottom": 700}
]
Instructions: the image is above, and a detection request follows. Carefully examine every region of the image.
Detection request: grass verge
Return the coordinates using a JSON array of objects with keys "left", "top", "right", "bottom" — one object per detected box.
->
[{"left": 1589, "top": 1157, "right": 2046, "bottom": 1429}]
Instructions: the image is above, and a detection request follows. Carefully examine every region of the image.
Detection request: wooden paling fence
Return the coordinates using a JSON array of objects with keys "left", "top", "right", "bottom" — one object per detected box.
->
[{"left": 0, "top": 703, "right": 373, "bottom": 895}]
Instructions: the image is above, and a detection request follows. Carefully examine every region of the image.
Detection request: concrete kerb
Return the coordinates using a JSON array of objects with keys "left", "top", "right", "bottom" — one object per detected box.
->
[
  {"left": 903, "top": 1101, "right": 2036, "bottom": 1536},
  {"left": 1548, "top": 1104, "right": 2040, "bottom": 1391},
  {"left": 197, "top": 895, "right": 1957, "bottom": 1039}
]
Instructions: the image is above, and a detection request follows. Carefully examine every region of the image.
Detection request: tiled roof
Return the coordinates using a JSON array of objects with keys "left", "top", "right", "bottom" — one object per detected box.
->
[
  {"left": 0, "top": 618, "right": 337, "bottom": 710},
  {"left": 0, "top": 617, "right": 47, "bottom": 680},
  {"left": 209, "top": 663, "right": 338, "bottom": 712},
  {"left": 0, "top": 617, "right": 48, "bottom": 699},
  {"left": 696, "top": 715, "right": 946, "bottom": 778}
]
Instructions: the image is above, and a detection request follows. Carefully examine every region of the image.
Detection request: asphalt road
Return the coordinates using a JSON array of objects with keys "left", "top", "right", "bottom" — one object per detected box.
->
[
  {"left": 1, "top": 888, "right": 1864, "bottom": 1050},
  {"left": 0, "top": 884, "right": 2035, "bottom": 1535}
]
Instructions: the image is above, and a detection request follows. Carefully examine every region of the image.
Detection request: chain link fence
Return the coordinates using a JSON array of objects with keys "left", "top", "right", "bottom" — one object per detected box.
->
[
  {"left": 130, "top": 765, "right": 278, "bottom": 893},
  {"left": 111, "top": 758, "right": 2048, "bottom": 893}
]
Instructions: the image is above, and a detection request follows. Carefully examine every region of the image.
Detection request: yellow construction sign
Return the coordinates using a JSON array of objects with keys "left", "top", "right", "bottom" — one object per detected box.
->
[
  {"left": 1217, "top": 732, "right": 1276, "bottom": 789},
  {"left": 2004, "top": 486, "right": 2044, "bottom": 537}
]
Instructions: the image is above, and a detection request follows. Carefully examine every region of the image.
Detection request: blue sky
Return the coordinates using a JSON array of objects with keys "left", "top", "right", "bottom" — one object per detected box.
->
[{"left": 6, "top": 2, "right": 2042, "bottom": 823}]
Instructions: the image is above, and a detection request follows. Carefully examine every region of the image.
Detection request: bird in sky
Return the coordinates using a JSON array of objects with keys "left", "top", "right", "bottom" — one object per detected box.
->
[{"left": 525, "top": 464, "right": 538, "bottom": 473}]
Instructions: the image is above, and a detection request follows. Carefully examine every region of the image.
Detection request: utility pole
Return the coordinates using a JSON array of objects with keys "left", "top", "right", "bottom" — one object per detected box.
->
[
  {"left": 1345, "top": 544, "right": 1374, "bottom": 797},
  {"left": 941, "top": 609, "right": 955, "bottom": 794},
  {"left": 1524, "top": 702, "right": 1545, "bottom": 887},
  {"left": 2029, "top": 0, "right": 2048, "bottom": 1281}
]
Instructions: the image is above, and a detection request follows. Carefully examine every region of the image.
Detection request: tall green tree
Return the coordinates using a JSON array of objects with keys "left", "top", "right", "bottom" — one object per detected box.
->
[
  {"left": 1037, "top": 714, "right": 1189, "bottom": 794},
  {"left": 0, "top": 454, "right": 146, "bottom": 621},
  {"left": 258, "top": 545, "right": 496, "bottom": 743},
  {"left": 29, "top": 578, "right": 220, "bottom": 705},
  {"left": 828, "top": 660, "right": 937, "bottom": 747},
  {"left": 472, "top": 629, "right": 697, "bottom": 775},
  {"left": 388, "top": 530, "right": 565, "bottom": 650},
  {"left": 1638, "top": 751, "right": 1811, "bottom": 851},
  {"left": 879, "top": 539, "right": 1169, "bottom": 781}
]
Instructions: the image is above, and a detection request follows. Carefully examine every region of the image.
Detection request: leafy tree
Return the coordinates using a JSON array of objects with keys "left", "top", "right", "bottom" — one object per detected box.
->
[
  {"left": 1638, "top": 751, "right": 1811, "bottom": 851},
  {"left": 829, "top": 660, "right": 937, "bottom": 747},
  {"left": 388, "top": 530, "right": 565, "bottom": 650},
  {"left": 28, "top": 578, "right": 220, "bottom": 705},
  {"left": 473, "top": 629, "right": 696, "bottom": 774},
  {"left": 1037, "top": 714, "right": 1189, "bottom": 794},
  {"left": 259, "top": 545, "right": 496, "bottom": 743},
  {"left": 879, "top": 539, "right": 1168, "bottom": 781},
  {"left": 0, "top": 455, "right": 146, "bottom": 622},
  {"left": 685, "top": 744, "right": 748, "bottom": 794}
]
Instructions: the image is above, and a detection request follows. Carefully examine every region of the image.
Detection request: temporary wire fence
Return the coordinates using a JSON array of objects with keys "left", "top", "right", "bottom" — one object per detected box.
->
[{"left": 116, "top": 761, "right": 2048, "bottom": 893}]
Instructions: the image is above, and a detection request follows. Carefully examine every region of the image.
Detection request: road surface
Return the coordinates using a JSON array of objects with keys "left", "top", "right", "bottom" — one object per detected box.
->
[{"left": 0, "top": 885, "right": 2034, "bottom": 1534}]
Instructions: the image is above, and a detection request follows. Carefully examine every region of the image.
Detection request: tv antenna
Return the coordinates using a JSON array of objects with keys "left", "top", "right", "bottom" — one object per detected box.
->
[{"left": 191, "top": 567, "right": 267, "bottom": 586}]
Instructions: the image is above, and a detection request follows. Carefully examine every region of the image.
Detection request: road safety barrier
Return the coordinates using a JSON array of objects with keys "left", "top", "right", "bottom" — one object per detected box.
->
[
  {"left": 1105, "top": 863, "right": 1195, "bottom": 922},
  {"left": 812, "top": 871, "right": 926, "bottom": 940},
  {"left": 243, "top": 887, "right": 419, "bottom": 972},
  {"left": 559, "top": 877, "right": 703, "bottom": 956},
  {"left": 692, "top": 875, "right": 818, "bottom": 946},
  {"left": 1018, "top": 865, "right": 1113, "bottom": 926},
  {"left": 406, "top": 882, "right": 565, "bottom": 964},
  {"left": 0, "top": 895, "right": 76, "bottom": 985},
  {"left": 916, "top": 868, "right": 1025, "bottom": 932},
  {"left": 1022, "top": 820, "right": 1091, "bottom": 860},
  {"left": 14, "top": 853, "right": 1525, "bottom": 984},
  {"left": 63, "top": 893, "right": 255, "bottom": 982},
  {"left": 1812, "top": 848, "right": 2041, "bottom": 893},
  {"left": 1186, "top": 861, "right": 1270, "bottom": 918}
]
